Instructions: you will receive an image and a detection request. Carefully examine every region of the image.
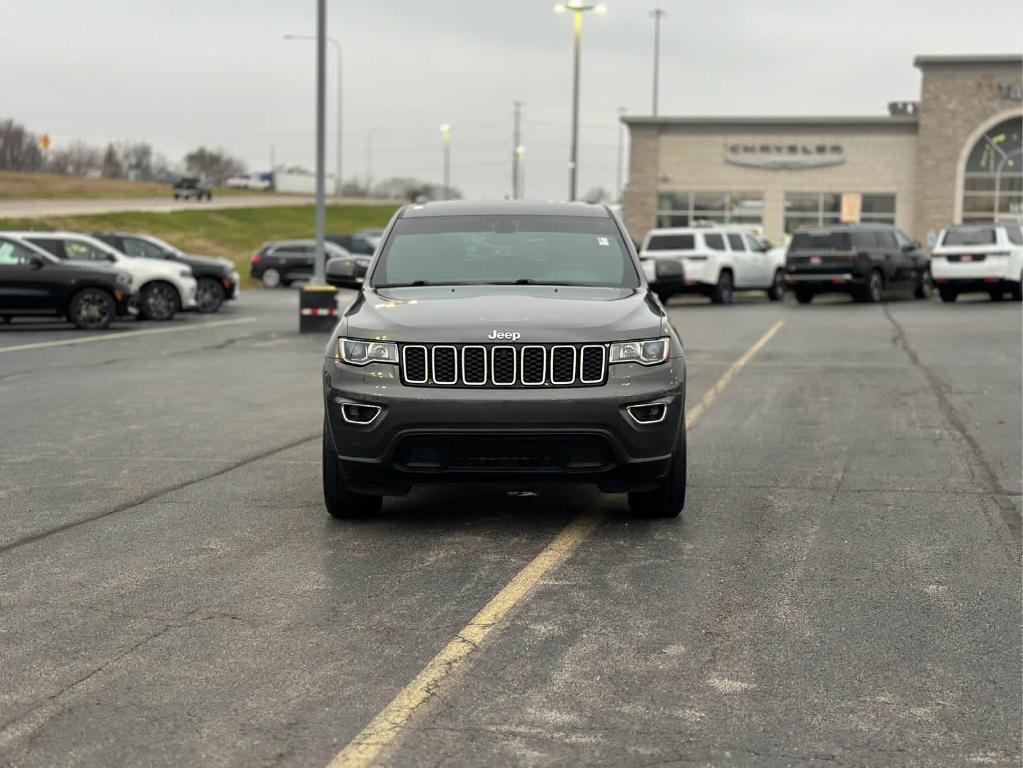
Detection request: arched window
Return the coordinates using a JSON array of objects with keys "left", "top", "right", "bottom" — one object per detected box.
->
[{"left": 962, "top": 116, "right": 1022, "bottom": 224}]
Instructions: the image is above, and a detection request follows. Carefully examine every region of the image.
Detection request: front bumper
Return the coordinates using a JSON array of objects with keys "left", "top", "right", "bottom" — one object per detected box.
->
[
  {"left": 180, "top": 277, "right": 199, "bottom": 310},
  {"left": 323, "top": 356, "right": 686, "bottom": 495}
]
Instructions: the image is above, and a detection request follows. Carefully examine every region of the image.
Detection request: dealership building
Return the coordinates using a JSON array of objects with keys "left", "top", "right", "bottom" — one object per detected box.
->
[{"left": 622, "top": 55, "right": 1023, "bottom": 245}]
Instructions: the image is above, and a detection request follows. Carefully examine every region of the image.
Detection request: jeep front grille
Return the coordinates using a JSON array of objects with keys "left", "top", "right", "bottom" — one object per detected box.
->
[{"left": 399, "top": 343, "right": 607, "bottom": 388}]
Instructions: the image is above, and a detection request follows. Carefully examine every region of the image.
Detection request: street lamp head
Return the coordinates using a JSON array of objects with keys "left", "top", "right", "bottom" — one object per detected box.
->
[
  {"left": 594, "top": 4, "right": 607, "bottom": 14},
  {"left": 553, "top": 4, "right": 568, "bottom": 12}
]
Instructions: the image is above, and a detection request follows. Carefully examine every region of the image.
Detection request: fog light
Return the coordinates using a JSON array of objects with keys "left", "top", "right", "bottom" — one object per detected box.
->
[
  {"left": 626, "top": 402, "right": 667, "bottom": 425},
  {"left": 340, "top": 402, "right": 382, "bottom": 425}
]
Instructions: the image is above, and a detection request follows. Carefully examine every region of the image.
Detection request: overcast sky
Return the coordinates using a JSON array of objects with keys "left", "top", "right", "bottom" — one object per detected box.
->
[{"left": 1, "top": 0, "right": 1021, "bottom": 199}]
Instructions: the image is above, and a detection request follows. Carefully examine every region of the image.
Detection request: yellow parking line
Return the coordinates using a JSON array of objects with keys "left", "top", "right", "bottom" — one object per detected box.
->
[
  {"left": 685, "top": 319, "right": 784, "bottom": 428},
  {"left": 326, "top": 319, "right": 785, "bottom": 768},
  {"left": 0, "top": 317, "right": 256, "bottom": 353}
]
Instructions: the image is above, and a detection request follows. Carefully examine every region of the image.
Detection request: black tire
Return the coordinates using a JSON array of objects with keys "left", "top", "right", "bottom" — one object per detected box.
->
[
  {"left": 139, "top": 281, "right": 180, "bottom": 321},
  {"left": 859, "top": 270, "right": 883, "bottom": 303},
  {"left": 767, "top": 269, "right": 785, "bottom": 301},
  {"left": 1012, "top": 276, "right": 1022, "bottom": 301},
  {"left": 0, "top": 316, "right": 10, "bottom": 324},
  {"left": 795, "top": 288, "right": 814, "bottom": 304},
  {"left": 323, "top": 416, "right": 382, "bottom": 518},
  {"left": 939, "top": 287, "right": 957, "bottom": 303},
  {"left": 195, "top": 277, "right": 226, "bottom": 313},
  {"left": 628, "top": 425, "right": 686, "bottom": 518},
  {"left": 68, "top": 287, "right": 115, "bottom": 330},
  {"left": 914, "top": 269, "right": 934, "bottom": 300},
  {"left": 710, "top": 270, "right": 733, "bottom": 304},
  {"left": 989, "top": 291, "right": 1005, "bottom": 302}
]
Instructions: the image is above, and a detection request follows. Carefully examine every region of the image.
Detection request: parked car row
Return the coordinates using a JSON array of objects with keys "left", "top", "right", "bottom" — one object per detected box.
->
[
  {"left": 0, "top": 231, "right": 241, "bottom": 330},
  {"left": 639, "top": 221, "right": 1023, "bottom": 305},
  {"left": 250, "top": 229, "right": 381, "bottom": 288}
]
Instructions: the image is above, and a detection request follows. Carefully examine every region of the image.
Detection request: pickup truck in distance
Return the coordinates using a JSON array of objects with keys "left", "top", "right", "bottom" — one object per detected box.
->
[{"left": 173, "top": 177, "right": 213, "bottom": 201}]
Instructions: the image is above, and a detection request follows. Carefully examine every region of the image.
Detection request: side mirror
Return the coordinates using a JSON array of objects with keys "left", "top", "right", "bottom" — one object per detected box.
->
[
  {"left": 913, "top": 240, "right": 922, "bottom": 249},
  {"left": 325, "top": 256, "right": 364, "bottom": 289},
  {"left": 29, "top": 254, "right": 45, "bottom": 269}
]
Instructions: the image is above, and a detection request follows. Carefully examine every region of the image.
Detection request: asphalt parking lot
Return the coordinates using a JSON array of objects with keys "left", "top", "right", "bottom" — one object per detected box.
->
[{"left": 1, "top": 289, "right": 1020, "bottom": 767}]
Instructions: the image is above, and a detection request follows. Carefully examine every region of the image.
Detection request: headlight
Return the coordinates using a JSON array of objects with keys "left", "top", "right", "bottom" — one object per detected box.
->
[
  {"left": 609, "top": 338, "right": 670, "bottom": 366},
  {"left": 339, "top": 338, "right": 398, "bottom": 366}
]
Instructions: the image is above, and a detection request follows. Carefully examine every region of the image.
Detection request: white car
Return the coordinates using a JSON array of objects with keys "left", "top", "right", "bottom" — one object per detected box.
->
[
  {"left": 638, "top": 225, "right": 786, "bottom": 303},
  {"left": 931, "top": 223, "right": 1023, "bottom": 302},
  {"left": 2, "top": 231, "right": 198, "bottom": 320}
]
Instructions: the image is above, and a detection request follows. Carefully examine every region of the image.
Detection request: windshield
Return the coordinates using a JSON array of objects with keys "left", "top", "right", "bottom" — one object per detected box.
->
[
  {"left": 790, "top": 231, "right": 852, "bottom": 251},
  {"left": 372, "top": 214, "right": 639, "bottom": 288},
  {"left": 942, "top": 226, "right": 997, "bottom": 246}
]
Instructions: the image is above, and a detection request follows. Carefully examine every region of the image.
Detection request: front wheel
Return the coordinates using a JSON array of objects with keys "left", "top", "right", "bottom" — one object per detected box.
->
[
  {"left": 628, "top": 427, "right": 686, "bottom": 518},
  {"left": 195, "top": 277, "right": 226, "bottom": 313},
  {"left": 914, "top": 269, "right": 934, "bottom": 300},
  {"left": 323, "top": 417, "right": 382, "bottom": 518},
  {"left": 766, "top": 269, "right": 785, "bottom": 301},
  {"left": 989, "top": 291, "right": 1005, "bottom": 302},
  {"left": 139, "top": 281, "right": 180, "bottom": 321},
  {"left": 68, "top": 287, "right": 115, "bottom": 330},
  {"left": 795, "top": 288, "right": 814, "bottom": 304},
  {"left": 710, "top": 270, "right": 733, "bottom": 304}
]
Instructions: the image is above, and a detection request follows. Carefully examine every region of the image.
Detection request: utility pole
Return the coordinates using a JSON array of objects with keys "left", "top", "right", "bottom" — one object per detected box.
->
[
  {"left": 512, "top": 101, "right": 522, "bottom": 199},
  {"left": 651, "top": 8, "right": 666, "bottom": 116},
  {"left": 313, "top": 0, "right": 326, "bottom": 282},
  {"left": 616, "top": 106, "right": 626, "bottom": 203}
]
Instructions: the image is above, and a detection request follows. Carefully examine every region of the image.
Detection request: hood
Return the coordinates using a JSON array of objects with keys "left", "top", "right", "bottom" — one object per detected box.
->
[
  {"left": 344, "top": 285, "right": 664, "bottom": 344},
  {"left": 182, "top": 253, "right": 234, "bottom": 272},
  {"left": 124, "top": 255, "right": 191, "bottom": 277}
]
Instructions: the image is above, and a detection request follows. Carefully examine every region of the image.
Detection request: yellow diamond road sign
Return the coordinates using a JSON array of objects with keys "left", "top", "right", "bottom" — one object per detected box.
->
[{"left": 40, "top": 134, "right": 51, "bottom": 151}]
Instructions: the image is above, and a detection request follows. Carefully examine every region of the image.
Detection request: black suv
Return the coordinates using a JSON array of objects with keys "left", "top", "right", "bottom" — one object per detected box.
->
[
  {"left": 0, "top": 236, "right": 133, "bottom": 329},
  {"left": 93, "top": 233, "right": 239, "bottom": 313},
  {"left": 785, "top": 224, "right": 932, "bottom": 303},
  {"left": 326, "top": 234, "right": 376, "bottom": 256},
  {"left": 172, "top": 177, "right": 213, "bottom": 201},
  {"left": 320, "top": 201, "right": 687, "bottom": 519}
]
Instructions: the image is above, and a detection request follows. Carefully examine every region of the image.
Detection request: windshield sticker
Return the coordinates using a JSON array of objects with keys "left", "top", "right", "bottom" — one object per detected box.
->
[{"left": 597, "top": 236, "right": 609, "bottom": 246}]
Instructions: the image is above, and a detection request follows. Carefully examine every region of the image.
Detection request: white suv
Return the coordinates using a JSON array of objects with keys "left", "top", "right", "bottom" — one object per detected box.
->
[
  {"left": 931, "top": 223, "right": 1023, "bottom": 302},
  {"left": 639, "top": 226, "right": 786, "bottom": 304},
  {"left": 4, "top": 231, "right": 198, "bottom": 320}
]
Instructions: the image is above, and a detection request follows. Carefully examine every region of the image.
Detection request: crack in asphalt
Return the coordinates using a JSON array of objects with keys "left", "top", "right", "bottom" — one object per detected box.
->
[
  {"left": 881, "top": 303, "right": 1022, "bottom": 551},
  {"left": 0, "top": 431, "right": 319, "bottom": 556}
]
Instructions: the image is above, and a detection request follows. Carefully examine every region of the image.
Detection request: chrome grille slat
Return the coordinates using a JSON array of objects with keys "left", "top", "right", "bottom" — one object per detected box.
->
[{"left": 400, "top": 343, "right": 607, "bottom": 388}]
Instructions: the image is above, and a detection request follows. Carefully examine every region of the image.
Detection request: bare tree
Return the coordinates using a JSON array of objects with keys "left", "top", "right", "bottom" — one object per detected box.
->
[
  {"left": 0, "top": 118, "right": 44, "bottom": 171},
  {"left": 184, "top": 146, "right": 246, "bottom": 185},
  {"left": 119, "top": 141, "right": 153, "bottom": 180},
  {"left": 101, "top": 143, "right": 122, "bottom": 178},
  {"left": 64, "top": 141, "right": 102, "bottom": 176}
]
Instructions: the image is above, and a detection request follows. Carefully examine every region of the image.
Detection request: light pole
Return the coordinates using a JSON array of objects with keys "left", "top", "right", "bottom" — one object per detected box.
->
[
  {"left": 285, "top": 33, "right": 343, "bottom": 197},
  {"left": 515, "top": 144, "right": 526, "bottom": 198},
  {"left": 650, "top": 9, "right": 666, "bottom": 116},
  {"left": 616, "top": 106, "right": 626, "bottom": 203},
  {"left": 554, "top": 1, "right": 606, "bottom": 201},
  {"left": 439, "top": 123, "right": 452, "bottom": 199}
]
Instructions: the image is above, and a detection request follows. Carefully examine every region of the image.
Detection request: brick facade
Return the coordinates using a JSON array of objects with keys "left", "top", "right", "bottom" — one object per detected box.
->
[{"left": 914, "top": 57, "right": 1023, "bottom": 241}]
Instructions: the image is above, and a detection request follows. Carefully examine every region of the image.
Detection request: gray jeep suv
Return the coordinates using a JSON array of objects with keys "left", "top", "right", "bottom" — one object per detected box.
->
[{"left": 321, "top": 201, "right": 687, "bottom": 519}]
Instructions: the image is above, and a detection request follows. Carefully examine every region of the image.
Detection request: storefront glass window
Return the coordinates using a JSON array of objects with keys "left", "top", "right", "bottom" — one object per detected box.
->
[
  {"left": 657, "top": 191, "right": 763, "bottom": 228},
  {"left": 784, "top": 192, "right": 895, "bottom": 234},
  {"left": 962, "top": 116, "right": 1023, "bottom": 224}
]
